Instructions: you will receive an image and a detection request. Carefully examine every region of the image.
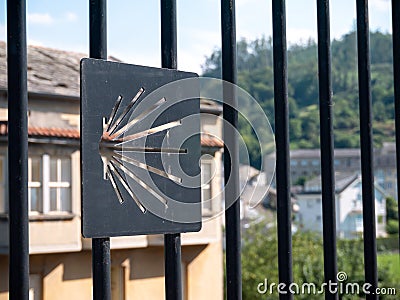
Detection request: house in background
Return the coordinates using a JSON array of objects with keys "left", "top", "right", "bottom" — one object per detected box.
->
[
  {"left": 0, "top": 42, "right": 224, "bottom": 300},
  {"left": 264, "top": 145, "right": 398, "bottom": 201},
  {"left": 295, "top": 172, "right": 387, "bottom": 239},
  {"left": 239, "top": 168, "right": 299, "bottom": 230}
]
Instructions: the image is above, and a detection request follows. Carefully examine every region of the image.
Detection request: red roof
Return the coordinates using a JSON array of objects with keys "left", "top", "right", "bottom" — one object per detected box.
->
[
  {"left": 200, "top": 133, "right": 224, "bottom": 148},
  {"left": 0, "top": 123, "right": 223, "bottom": 148},
  {"left": 0, "top": 123, "right": 80, "bottom": 139}
]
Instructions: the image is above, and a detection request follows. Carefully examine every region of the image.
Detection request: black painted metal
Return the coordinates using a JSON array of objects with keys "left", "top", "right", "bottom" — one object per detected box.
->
[
  {"left": 7, "top": 0, "right": 29, "bottom": 299},
  {"left": 316, "top": 1, "right": 338, "bottom": 299},
  {"left": 356, "top": 1, "right": 378, "bottom": 298},
  {"left": 80, "top": 59, "right": 201, "bottom": 237},
  {"left": 6, "top": 0, "right": 392, "bottom": 298},
  {"left": 164, "top": 234, "right": 183, "bottom": 300},
  {"left": 272, "top": 1, "right": 293, "bottom": 298},
  {"left": 161, "top": 1, "right": 182, "bottom": 299},
  {"left": 221, "top": 1, "right": 242, "bottom": 299},
  {"left": 89, "top": 1, "right": 111, "bottom": 299},
  {"left": 92, "top": 238, "right": 111, "bottom": 300},
  {"left": 90, "top": 0, "right": 107, "bottom": 60},
  {"left": 391, "top": 0, "right": 400, "bottom": 253},
  {"left": 161, "top": 0, "right": 177, "bottom": 70}
]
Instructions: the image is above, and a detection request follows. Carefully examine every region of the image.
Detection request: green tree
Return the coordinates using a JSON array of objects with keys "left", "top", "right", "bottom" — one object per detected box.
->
[
  {"left": 386, "top": 196, "right": 398, "bottom": 221},
  {"left": 202, "top": 30, "right": 395, "bottom": 166},
  {"left": 386, "top": 196, "right": 399, "bottom": 235},
  {"left": 241, "top": 222, "right": 400, "bottom": 299}
]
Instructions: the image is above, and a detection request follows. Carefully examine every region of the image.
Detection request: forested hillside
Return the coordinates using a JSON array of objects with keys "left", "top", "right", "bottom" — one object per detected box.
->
[{"left": 202, "top": 31, "right": 395, "bottom": 168}]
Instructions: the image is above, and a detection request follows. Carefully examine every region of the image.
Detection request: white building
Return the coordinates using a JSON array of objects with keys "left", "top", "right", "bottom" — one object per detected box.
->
[
  {"left": 264, "top": 145, "right": 398, "bottom": 201},
  {"left": 296, "top": 173, "right": 387, "bottom": 239}
]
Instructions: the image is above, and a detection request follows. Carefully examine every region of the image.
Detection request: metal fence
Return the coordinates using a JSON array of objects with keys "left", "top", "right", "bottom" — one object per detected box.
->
[{"left": 5, "top": 0, "right": 400, "bottom": 300}]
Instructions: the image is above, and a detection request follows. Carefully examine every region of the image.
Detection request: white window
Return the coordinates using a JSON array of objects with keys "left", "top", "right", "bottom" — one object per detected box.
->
[
  {"left": 28, "top": 156, "right": 42, "bottom": 213},
  {"left": 307, "top": 200, "right": 313, "bottom": 208},
  {"left": 311, "top": 159, "right": 319, "bottom": 166},
  {"left": 201, "top": 160, "right": 213, "bottom": 213},
  {"left": 49, "top": 157, "right": 71, "bottom": 212},
  {"left": 29, "top": 154, "right": 72, "bottom": 214},
  {"left": 355, "top": 214, "right": 363, "bottom": 228}
]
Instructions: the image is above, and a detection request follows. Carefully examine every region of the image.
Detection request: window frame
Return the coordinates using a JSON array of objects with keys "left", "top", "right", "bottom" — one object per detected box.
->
[
  {"left": 28, "top": 153, "right": 72, "bottom": 215},
  {"left": 201, "top": 158, "right": 214, "bottom": 215},
  {"left": 48, "top": 156, "right": 71, "bottom": 213},
  {"left": 28, "top": 156, "right": 42, "bottom": 214}
]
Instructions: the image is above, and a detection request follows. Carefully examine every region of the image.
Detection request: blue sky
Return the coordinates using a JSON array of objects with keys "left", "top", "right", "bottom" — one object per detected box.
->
[{"left": 0, "top": 0, "right": 392, "bottom": 73}]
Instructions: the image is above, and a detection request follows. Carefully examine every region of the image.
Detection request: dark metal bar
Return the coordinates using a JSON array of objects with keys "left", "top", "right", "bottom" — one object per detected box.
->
[
  {"left": 272, "top": 0, "right": 293, "bottom": 298},
  {"left": 391, "top": 0, "right": 400, "bottom": 253},
  {"left": 90, "top": 0, "right": 107, "bottom": 59},
  {"left": 161, "top": 0, "right": 177, "bottom": 70},
  {"left": 161, "top": 1, "right": 182, "bottom": 300},
  {"left": 90, "top": 1, "right": 111, "bottom": 299},
  {"left": 92, "top": 238, "right": 111, "bottom": 300},
  {"left": 164, "top": 234, "right": 182, "bottom": 300},
  {"left": 316, "top": 1, "right": 338, "bottom": 299},
  {"left": 7, "top": 0, "right": 29, "bottom": 299},
  {"left": 221, "top": 1, "right": 242, "bottom": 299},
  {"left": 356, "top": 1, "right": 378, "bottom": 298}
]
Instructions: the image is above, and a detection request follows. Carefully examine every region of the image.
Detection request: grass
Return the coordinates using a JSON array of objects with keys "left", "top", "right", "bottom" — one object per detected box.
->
[{"left": 378, "top": 252, "right": 400, "bottom": 282}]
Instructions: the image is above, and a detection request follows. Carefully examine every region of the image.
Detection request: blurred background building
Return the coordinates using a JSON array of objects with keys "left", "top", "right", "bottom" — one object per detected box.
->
[{"left": 0, "top": 42, "right": 224, "bottom": 300}]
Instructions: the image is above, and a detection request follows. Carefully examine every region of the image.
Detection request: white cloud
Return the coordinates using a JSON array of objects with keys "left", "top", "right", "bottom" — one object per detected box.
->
[
  {"left": 65, "top": 12, "right": 78, "bottom": 22},
  {"left": 370, "top": 0, "right": 390, "bottom": 12},
  {"left": 178, "top": 28, "right": 221, "bottom": 73},
  {"left": 28, "top": 13, "right": 54, "bottom": 25},
  {"left": 287, "top": 28, "right": 317, "bottom": 45}
]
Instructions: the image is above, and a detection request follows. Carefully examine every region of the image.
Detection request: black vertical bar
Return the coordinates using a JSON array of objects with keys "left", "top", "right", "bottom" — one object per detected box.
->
[
  {"left": 92, "top": 238, "right": 111, "bottom": 300},
  {"left": 356, "top": 1, "right": 378, "bottom": 298},
  {"left": 161, "top": 1, "right": 182, "bottom": 300},
  {"left": 221, "top": 1, "right": 242, "bottom": 300},
  {"left": 164, "top": 234, "right": 182, "bottom": 300},
  {"left": 272, "top": 0, "right": 293, "bottom": 298},
  {"left": 161, "top": 0, "right": 177, "bottom": 69},
  {"left": 316, "top": 1, "right": 338, "bottom": 299},
  {"left": 90, "top": 0, "right": 107, "bottom": 59},
  {"left": 391, "top": 0, "right": 400, "bottom": 253},
  {"left": 7, "top": 0, "right": 29, "bottom": 299},
  {"left": 89, "top": 1, "right": 111, "bottom": 300}
]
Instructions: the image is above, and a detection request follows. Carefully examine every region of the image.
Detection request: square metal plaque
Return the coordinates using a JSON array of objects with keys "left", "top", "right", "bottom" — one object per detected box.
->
[{"left": 81, "top": 58, "right": 201, "bottom": 238}]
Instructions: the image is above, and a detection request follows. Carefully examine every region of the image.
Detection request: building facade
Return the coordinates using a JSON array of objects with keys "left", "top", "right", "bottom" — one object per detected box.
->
[
  {"left": 296, "top": 173, "right": 387, "bottom": 239},
  {"left": 0, "top": 42, "right": 224, "bottom": 300},
  {"left": 265, "top": 145, "right": 398, "bottom": 200}
]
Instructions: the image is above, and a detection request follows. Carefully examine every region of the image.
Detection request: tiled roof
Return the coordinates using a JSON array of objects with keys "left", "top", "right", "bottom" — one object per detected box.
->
[
  {"left": 303, "top": 172, "right": 359, "bottom": 193},
  {"left": 0, "top": 41, "right": 84, "bottom": 97},
  {"left": 0, "top": 123, "right": 80, "bottom": 139},
  {"left": 200, "top": 133, "right": 223, "bottom": 148},
  {"left": 0, "top": 123, "right": 223, "bottom": 147}
]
